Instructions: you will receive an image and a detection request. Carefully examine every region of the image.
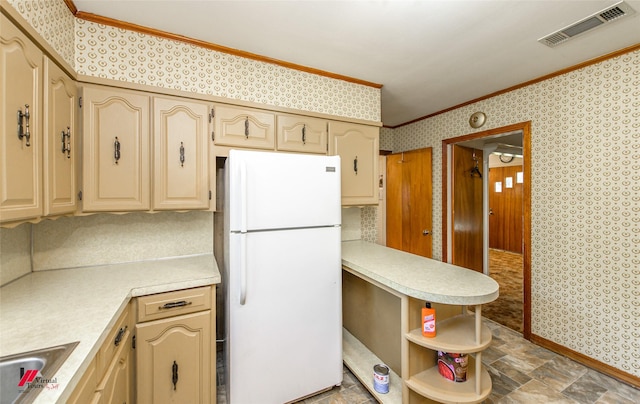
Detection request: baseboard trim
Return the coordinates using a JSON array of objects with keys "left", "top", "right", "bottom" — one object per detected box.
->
[{"left": 530, "top": 333, "right": 640, "bottom": 389}]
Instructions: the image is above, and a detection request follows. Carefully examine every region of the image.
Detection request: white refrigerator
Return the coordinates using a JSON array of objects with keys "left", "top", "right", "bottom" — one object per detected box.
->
[{"left": 223, "top": 149, "right": 343, "bottom": 404}]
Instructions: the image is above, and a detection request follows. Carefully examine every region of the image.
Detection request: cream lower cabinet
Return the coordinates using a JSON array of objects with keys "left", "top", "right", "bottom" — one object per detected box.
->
[
  {"left": 328, "top": 121, "right": 379, "bottom": 205},
  {"left": 81, "top": 85, "right": 150, "bottom": 212},
  {"left": 135, "top": 286, "right": 215, "bottom": 404},
  {"left": 68, "top": 305, "right": 134, "bottom": 404},
  {"left": 0, "top": 13, "right": 43, "bottom": 223}
]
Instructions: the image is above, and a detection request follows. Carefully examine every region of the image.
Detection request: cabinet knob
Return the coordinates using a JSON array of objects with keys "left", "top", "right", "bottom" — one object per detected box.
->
[{"left": 422, "top": 230, "right": 431, "bottom": 236}]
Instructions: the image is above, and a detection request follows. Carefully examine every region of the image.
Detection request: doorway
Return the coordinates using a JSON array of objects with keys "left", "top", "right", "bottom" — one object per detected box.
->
[{"left": 443, "top": 122, "right": 531, "bottom": 339}]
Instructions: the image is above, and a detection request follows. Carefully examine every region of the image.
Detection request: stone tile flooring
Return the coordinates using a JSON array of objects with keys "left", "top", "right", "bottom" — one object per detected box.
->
[{"left": 216, "top": 319, "right": 640, "bottom": 403}]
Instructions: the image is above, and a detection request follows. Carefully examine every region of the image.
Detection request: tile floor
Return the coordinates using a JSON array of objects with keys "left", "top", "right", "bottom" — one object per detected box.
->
[{"left": 216, "top": 319, "right": 640, "bottom": 403}]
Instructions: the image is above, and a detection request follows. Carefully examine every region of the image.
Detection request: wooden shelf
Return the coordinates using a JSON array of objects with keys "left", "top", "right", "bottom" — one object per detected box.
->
[
  {"left": 405, "top": 315, "right": 492, "bottom": 353},
  {"left": 343, "top": 328, "right": 402, "bottom": 404},
  {"left": 405, "top": 357, "right": 492, "bottom": 404}
]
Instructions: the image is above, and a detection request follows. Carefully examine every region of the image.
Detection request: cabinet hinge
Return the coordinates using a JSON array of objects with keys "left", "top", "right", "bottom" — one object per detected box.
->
[
  {"left": 79, "top": 97, "right": 82, "bottom": 108},
  {"left": 77, "top": 191, "right": 82, "bottom": 201},
  {"left": 132, "top": 335, "right": 136, "bottom": 349},
  {"left": 209, "top": 190, "right": 212, "bottom": 200},
  {"left": 211, "top": 131, "right": 215, "bottom": 141},
  {"left": 209, "top": 107, "right": 214, "bottom": 123}
]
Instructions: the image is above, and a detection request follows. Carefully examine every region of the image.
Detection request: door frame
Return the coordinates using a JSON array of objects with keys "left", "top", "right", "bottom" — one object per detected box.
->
[{"left": 442, "top": 121, "right": 532, "bottom": 339}]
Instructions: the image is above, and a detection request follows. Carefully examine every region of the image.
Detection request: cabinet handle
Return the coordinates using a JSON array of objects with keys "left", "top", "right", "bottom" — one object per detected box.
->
[
  {"left": 353, "top": 156, "right": 358, "bottom": 175},
  {"left": 61, "top": 127, "right": 71, "bottom": 158},
  {"left": 244, "top": 117, "right": 249, "bottom": 138},
  {"left": 179, "top": 142, "right": 185, "bottom": 167},
  {"left": 172, "top": 361, "right": 178, "bottom": 390},
  {"left": 302, "top": 124, "right": 306, "bottom": 145},
  {"left": 114, "top": 137, "right": 121, "bottom": 164},
  {"left": 114, "top": 326, "right": 127, "bottom": 346},
  {"left": 158, "top": 300, "right": 192, "bottom": 310},
  {"left": 17, "top": 104, "right": 31, "bottom": 147}
]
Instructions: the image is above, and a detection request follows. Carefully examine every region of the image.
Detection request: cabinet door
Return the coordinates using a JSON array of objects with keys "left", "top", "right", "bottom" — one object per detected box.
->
[
  {"left": 136, "top": 311, "right": 211, "bottom": 404},
  {"left": 328, "top": 121, "right": 379, "bottom": 205},
  {"left": 67, "top": 359, "right": 99, "bottom": 404},
  {"left": 276, "top": 114, "right": 327, "bottom": 154},
  {"left": 0, "top": 14, "right": 43, "bottom": 222},
  {"left": 82, "top": 85, "right": 150, "bottom": 211},
  {"left": 43, "top": 58, "right": 77, "bottom": 216},
  {"left": 153, "top": 96, "right": 210, "bottom": 210},
  {"left": 213, "top": 104, "right": 275, "bottom": 149},
  {"left": 97, "top": 328, "right": 132, "bottom": 404}
]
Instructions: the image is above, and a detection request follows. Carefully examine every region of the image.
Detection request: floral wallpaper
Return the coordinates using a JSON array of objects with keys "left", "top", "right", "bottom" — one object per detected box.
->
[
  {"left": 384, "top": 50, "right": 640, "bottom": 378},
  {"left": 6, "top": 0, "right": 75, "bottom": 67},
  {"left": 72, "top": 19, "right": 380, "bottom": 122},
  {"left": 5, "top": 1, "right": 380, "bottom": 122}
]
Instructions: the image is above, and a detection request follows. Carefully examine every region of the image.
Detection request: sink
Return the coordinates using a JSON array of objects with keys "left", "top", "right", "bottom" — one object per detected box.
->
[{"left": 0, "top": 342, "right": 78, "bottom": 404}]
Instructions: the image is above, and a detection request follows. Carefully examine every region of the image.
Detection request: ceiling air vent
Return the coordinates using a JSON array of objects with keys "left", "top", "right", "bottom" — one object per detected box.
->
[{"left": 539, "top": 1, "right": 636, "bottom": 47}]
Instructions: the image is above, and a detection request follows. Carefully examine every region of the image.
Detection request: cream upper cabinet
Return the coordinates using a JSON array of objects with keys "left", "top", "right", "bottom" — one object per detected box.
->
[
  {"left": 81, "top": 85, "right": 150, "bottom": 211},
  {"left": 213, "top": 104, "right": 275, "bottom": 150},
  {"left": 153, "top": 96, "right": 211, "bottom": 210},
  {"left": 44, "top": 58, "right": 77, "bottom": 216},
  {"left": 276, "top": 114, "right": 327, "bottom": 154},
  {"left": 0, "top": 14, "right": 43, "bottom": 223},
  {"left": 328, "top": 121, "right": 379, "bottom": 205}
]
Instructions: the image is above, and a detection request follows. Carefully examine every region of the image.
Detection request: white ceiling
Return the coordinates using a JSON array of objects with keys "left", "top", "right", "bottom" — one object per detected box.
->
[{"left": 72, "top": 0, "right": 640, "bottom": 127}]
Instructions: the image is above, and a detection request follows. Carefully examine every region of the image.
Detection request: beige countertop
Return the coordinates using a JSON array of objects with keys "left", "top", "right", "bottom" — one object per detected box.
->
[
  {"left": 341, "top": 240, "right": 499, "bottom": 305},
  {"left": 0, "top": 253, "right": 220, "bottom": 403}
]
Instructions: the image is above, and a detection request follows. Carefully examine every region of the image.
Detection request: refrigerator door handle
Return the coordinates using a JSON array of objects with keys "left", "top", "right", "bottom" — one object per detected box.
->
[
  {"left": 240, "top": 233, "right": 247, "bottom": 305},
  {"left": 240, "top": 161, "right": 248, "bottom": 233}
]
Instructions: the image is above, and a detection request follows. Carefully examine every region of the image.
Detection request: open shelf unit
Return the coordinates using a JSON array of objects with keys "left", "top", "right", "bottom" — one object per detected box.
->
[{"left": 403, "top": 302, "right": 492, "bottom": 403}]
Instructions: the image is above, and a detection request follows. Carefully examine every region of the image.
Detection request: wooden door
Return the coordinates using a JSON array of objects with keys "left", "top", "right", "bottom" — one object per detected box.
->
[
  {"left": 153, "top": 96, "right": 210, "bottom": 210},
  {"left": 136, "top": 311, "right": 211, "bottom": 404},
  {"left": 452, "top": 145, "right": 483, "bottom": 272},
  {"left": 328, "top": 121, "right": 379, "bottom": 205},
  {"left": 386, "top": 148, "right": 433, "bottom": 258},
  {"left": 0, "top": 14, "right": 43, "bottom": 222},
  {"left": 44, "top": 58, "right": 77, "bottom": 216},
  {"left": 489, "top": 165, "right": 523, "bottom": 253},
  {"left": 82, "top": 85, "right": 150, "bottom": 211}
]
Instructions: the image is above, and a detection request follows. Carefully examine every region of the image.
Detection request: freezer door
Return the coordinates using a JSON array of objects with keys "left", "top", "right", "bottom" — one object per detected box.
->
[
  {"left": 227, "top": 227, "right": 342, "bottom": 404},
  {"left": 227, "top": 150, "right": 341, "bottom": 231}
]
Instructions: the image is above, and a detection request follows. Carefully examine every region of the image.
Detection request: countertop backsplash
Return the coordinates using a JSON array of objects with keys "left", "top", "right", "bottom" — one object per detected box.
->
[{"left": 2, "top": 207, "right": 365, "bottom": 287}]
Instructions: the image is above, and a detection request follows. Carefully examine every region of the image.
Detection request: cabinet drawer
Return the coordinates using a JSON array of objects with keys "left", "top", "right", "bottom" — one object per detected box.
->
[
  {"left": 137, "top": 286, "right": 211, "bottom": 322},
  {"left": 97, "top": 307, "right": 130, "bottom": 379}
]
